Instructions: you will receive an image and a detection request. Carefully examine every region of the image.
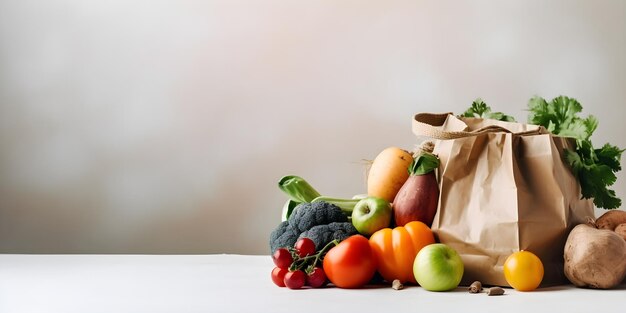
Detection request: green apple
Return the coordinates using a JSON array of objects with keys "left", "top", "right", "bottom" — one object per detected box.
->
[
  {"left": 351, "top": 197, "right": 392, "bottom": 236},
  {"left": 413, "top": 243, "right": 464, "bottom": 291}
]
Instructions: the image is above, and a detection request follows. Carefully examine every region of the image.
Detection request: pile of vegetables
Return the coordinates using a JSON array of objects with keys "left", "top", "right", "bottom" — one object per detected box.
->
[
  {"left": 270, "top": 147, "right": 443, "bottom": 289},
  {"left": 267, "top": 95, "right": 625, "bottom": 291}
]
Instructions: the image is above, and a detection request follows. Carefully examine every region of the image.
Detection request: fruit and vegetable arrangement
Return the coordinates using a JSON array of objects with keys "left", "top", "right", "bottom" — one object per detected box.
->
[{"left": 268, "top": 95, "right": 625, "bottom": 292}]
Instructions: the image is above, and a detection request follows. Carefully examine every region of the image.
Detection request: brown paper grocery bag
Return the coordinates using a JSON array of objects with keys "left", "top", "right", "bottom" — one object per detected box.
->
[{"left": 412, "top": 112, "right": 594, "bottom": 287}]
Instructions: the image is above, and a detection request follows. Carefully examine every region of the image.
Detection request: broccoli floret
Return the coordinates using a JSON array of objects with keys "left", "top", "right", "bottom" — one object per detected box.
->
[
  {"left": 269, "top": 201, "right": 350, "bottom": 253},
  {"left": 298, "top": 222, "right": 357, "bottom": 251},
  {"left": 288, "top": 201, "right": 347, "bottom": 231}
]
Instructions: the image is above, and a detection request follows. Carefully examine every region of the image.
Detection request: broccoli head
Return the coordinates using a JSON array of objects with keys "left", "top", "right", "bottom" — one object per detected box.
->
[
  {"left": 269, "top": 201, "right": 353, "bottom": 253},
  {"left": 298, "top": 222, "right": 357, "bottom": 251}
]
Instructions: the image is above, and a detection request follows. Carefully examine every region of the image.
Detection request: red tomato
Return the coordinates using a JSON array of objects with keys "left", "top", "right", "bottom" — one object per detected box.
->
[
  {"left": 272, "top": 248, "right": 293, "bottom": 269},
  {"left": 294, "top": 237, "right": 316, "bottom": 258},
  {"left": 322, "top": 235, "right": 377, "bottom": 288},
  {"left": 284, "top": 270, "right": 306, "bottom": 289},
  {"left": 271, "top": 267, "right": 288, "bottom": 287}
]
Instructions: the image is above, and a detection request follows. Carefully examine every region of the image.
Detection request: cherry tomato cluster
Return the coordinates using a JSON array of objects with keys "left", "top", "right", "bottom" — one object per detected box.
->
[{"left": 270, "top": 238, "right": 334, "bottom": 289}]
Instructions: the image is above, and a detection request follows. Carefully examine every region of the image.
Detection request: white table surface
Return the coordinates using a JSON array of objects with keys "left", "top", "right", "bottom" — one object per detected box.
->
[{"left": 0, "top": 254, "right": 624, "bottom": 313}]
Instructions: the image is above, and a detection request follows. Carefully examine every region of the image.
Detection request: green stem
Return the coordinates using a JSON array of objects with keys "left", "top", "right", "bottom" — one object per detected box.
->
[
  {"left": 288, "top": 239, "right": 340, "bottom": 273},
  {"left": 306, "top": 239, "right": 339, "bottom": 274},
  {"left": 311, "top": 196, "right": 360, "bottom": 216},
  {"left": 278, "top": 175, "right": 321, "bottom": 203}
]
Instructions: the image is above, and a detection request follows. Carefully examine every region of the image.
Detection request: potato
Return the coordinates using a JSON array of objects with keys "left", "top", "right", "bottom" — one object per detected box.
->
[
  {"left": 615, "top": 223, "right": 626, "bottom": 241},
  {"left": 564, "top": 224, "right": 626, "bottom": 289},
  {"left": 595, "top": 210, "right": 626, "bottom": 231}
]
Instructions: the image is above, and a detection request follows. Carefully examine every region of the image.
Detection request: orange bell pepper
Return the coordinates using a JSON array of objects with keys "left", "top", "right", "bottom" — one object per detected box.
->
[{"left": 369, "top": 221, "right": 436, "bottom": 283}]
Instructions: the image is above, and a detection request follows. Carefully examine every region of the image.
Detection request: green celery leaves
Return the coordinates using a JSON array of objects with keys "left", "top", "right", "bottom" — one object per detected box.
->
[
  {"left": 462, "top": 99, "right": 517, "bottom": 122},
  {"left": 528, "top": 96, "right": 597, "bottom": 141},
  {"left": 528, "top": 96, "right": 623, "bottom": 209}
]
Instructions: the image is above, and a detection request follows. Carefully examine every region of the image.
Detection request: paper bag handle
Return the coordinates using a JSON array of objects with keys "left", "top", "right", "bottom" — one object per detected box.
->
[{"left": 412, "top": 112, "right": 543, "bottom": 139}]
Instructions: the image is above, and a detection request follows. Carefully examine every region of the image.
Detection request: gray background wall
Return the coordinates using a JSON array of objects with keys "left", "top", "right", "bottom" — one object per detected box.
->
[{"left": 0, "top": 0, "right": 624, "bottom": 254}]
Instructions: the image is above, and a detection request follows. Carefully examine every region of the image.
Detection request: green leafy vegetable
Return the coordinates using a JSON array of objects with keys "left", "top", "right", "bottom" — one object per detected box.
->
[
  {"left": 528, "top": 96, "right": 623, "bottom": 209},
  {"left": 461, "top": 98, "right": 516, "bottom": 122},
  {"left": 527, "top": 96, "right": 596, "bottom": 140},
  {"left": 409, "top": 152, "right": 440, "bottom": 176}
]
